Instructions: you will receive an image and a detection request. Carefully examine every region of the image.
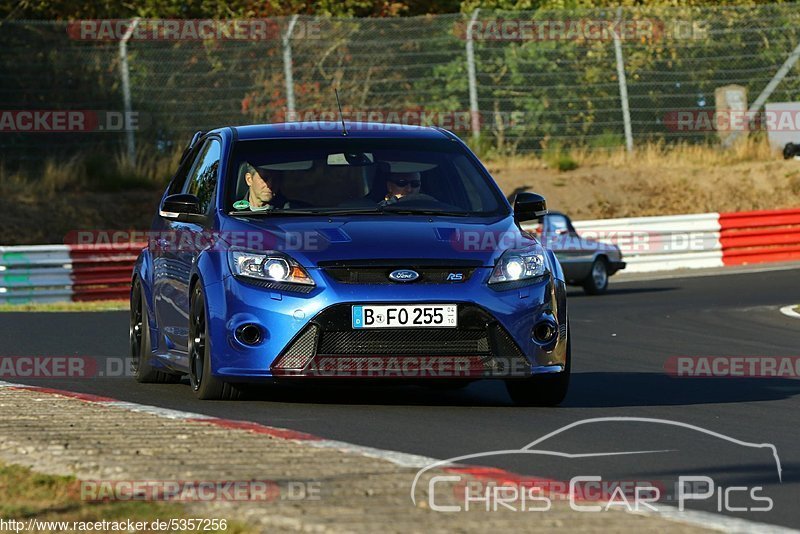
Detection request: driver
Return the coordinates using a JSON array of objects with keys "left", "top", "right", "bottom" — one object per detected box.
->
[
  {"left": 234, "top": 163, "right": 291, "bottom": 211},
  {"left": 383, "top": 171, "right": 422, "bottom": 203}
]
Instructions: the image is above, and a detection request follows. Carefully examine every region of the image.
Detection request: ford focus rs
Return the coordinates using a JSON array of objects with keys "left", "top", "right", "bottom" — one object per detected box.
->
[{"left": 130, "top": 122, "right": 570, "bottom": 405}]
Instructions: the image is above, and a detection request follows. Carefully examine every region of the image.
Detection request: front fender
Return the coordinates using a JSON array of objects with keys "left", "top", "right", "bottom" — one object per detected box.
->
[
  {"left": 545, "top": 248, "right": 565, "bottom": 282},
  {"left": 132, "top": 247, "right": 158, "bottom": 333},
  {"left": 133, "top": 247, "right": 152, "bottom": 287},
  {"left": 192, "top": 249, "right": 228, "bottom": 290}
]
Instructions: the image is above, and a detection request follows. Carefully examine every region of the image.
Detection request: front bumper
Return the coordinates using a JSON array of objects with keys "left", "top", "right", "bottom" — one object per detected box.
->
[
  {"left": 609, "top": 260, "right": 626, "bottom": 275},
  {"left": 203, "top": 268, "right": 568, "bottom": 381}
]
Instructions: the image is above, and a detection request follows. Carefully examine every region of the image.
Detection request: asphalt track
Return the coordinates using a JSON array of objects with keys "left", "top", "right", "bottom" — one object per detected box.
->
[{"left": 2, "top": 268, "right": 799, "bottom": 529}]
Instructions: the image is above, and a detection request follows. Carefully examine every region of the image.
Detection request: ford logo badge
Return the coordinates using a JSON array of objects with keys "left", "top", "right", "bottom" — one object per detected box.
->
[{"left": 389, "top": 269, "right": 419, "bottom": 282}]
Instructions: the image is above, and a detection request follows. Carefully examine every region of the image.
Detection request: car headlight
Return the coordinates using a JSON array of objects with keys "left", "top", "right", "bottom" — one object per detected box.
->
[
  {"left": 228, "top": 249, "right": 314, "bottom": 286},
  {"left": 488, "top": 247, "right": 548, "bottom": 284}
]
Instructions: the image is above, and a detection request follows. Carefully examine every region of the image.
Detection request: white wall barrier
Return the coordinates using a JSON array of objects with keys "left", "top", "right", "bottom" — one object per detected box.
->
[{"left": 571, "top": 213, "right": 724, "bottom": 273}]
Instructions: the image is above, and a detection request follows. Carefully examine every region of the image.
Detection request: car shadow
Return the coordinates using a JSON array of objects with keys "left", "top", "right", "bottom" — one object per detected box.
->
[
  {"left": 241, "top": 380, "right": 513, "bottom": 406},
  {"left": 566, "top": 286, "right": 678, "bottom": 298},
  {"left": 238, "top": 371, "right": 800, "bottom": 408}
]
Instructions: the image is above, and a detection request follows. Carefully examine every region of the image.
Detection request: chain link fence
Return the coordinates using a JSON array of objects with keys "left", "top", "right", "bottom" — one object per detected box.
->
[{"left": 1, "top": 4, "right": 800, "bottom": 167}]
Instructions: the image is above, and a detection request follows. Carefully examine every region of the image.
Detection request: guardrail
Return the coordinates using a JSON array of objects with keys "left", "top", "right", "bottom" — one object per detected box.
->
[
  {"left": 570, "top": 213, "right": 723, "bottom": 273},
  {"left": 528, "top": 208, "right": 800, "bottom": 274},
  {"left": 0, "top": 243, "right": 143, "bottom": 304},
  {"left": 719, "top": 208, "right": 800, "bottom": 265},
  {"left": 1, "top": 207, "right": 797, "bottom": 303}
]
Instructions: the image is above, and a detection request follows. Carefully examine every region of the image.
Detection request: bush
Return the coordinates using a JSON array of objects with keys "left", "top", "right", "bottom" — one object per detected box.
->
[{"left": 543, "top": 145, "right": 579, "bottom": 172}]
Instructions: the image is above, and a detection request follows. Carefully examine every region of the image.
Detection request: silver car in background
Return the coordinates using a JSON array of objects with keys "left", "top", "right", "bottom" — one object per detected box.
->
[{"left": 532, "top": 212, "right": 626, "bottom": 295}]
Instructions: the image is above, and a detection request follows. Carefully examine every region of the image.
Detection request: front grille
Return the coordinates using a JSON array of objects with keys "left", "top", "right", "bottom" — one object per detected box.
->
[
  {"left": 323, "top": 267, "right": 476, "bottom": 285},
  {"left": 318, "top": 259, "right": 481, "bottom": 285},
  {"left": 318, "top": 328, "right": 489, "bottom": 355},
  {"left": 271, "top": 303, "right": 532, "bottom": 377}
]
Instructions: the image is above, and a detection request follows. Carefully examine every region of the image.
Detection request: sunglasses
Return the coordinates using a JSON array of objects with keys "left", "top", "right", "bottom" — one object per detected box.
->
[{"left": 389, "top": 179, "right": 421, "bottom": 188}]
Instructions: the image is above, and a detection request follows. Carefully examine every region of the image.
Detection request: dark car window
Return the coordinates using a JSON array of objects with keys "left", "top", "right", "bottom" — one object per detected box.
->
[
  {"left": 546, "top": 214, "right": 572, "bottom": 235},
  {"left": 184, "top": 139, "right": 221, "bottom": 214},
  {"left": 166, "top": 145, "right": 202, "bottom": 196},
  {"left": 226, "top": 138, "right": 507, "bottom": 216}
]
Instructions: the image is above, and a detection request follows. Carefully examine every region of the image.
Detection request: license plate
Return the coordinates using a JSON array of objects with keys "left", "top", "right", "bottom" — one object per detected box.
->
[{"left": 352, "top": 305, "right": 457, "bottom": 329}]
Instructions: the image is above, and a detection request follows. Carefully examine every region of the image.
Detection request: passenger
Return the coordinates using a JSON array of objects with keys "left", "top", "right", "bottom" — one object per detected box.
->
[{"left": 383, "top": 171, "right": 422, "bottom": 204}]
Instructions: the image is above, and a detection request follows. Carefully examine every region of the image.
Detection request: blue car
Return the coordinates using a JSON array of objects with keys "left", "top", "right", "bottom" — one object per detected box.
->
[{"left": 130, "top": 122, "right": 570, "bottom": 405}]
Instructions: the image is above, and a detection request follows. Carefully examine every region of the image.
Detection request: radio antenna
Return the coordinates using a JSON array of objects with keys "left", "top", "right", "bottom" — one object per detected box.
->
[{"left": 334, "top": 87, "right": 348, "bottom": 136}]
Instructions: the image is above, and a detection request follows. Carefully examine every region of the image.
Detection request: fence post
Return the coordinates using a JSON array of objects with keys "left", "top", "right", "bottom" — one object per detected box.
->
[
  {"left": 119, "top": 18, "right": 139, "bottom": 164},
  {"left": 722, "top": 39, "right": 800, "bottom": 148},
  {"left": 612, "top": 7, "right": 633, "bottom": 153},
  {"left": 283, "top": 15, "right": 300, "bottom": 118},
  {"left": 466, "top": 9, "right": 481, "bottom": 142}
]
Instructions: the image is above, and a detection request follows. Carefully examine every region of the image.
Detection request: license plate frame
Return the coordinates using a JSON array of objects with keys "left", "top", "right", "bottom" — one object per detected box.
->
[{"left": 351, "top": 304, "right": 458, "bottom": 329}]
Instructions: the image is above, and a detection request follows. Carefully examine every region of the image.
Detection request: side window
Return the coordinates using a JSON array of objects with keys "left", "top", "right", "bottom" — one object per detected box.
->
[
  {"left": 546, "top": 214, "right": 570, "bottom": 235},
  {"left": 183, "top": 139, "right": 221, "bottom": 214},
  {"left": 166, "top": 147, "right": 200, "bottom": 196}
]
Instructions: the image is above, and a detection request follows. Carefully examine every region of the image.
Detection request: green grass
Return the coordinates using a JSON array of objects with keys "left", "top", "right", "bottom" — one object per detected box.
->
[
  {"left": 588, "top": 131, "right": 625, "bottom": 150},
  {"left": 0, "top": 300, "right": 128, "bottom": 312},
  {"left": 0, "top": 462, "right": 253, "bottom": 532},
  {"left": 544, "top": 150, "right": 579, "bottom": 172}
]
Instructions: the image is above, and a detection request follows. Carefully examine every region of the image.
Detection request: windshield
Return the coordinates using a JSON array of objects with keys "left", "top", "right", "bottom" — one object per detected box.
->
[{"left": 226, "top": 138, "right": 507, "bottom": 216}]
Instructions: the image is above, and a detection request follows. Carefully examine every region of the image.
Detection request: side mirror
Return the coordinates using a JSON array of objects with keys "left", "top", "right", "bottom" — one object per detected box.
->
[
  {"left": 513, "top": 192, "right": 548, "bottom": 223},
  {"left": 159, "top": 193, "right": 204, "bottom": 223}
]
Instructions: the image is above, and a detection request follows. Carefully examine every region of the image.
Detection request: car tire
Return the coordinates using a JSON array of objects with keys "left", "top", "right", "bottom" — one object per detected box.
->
[
  {"left": 131, "top": 279, "right": 182, "bottom": 384},
  {"left": 504, "top": 325, "right": 570, "bottom": 407},
  {"left": 582, "top": 257, "right": 609, "bottom": 295},
  {"left": 188, "top": 284, "right": 242, "bottom": 400}
]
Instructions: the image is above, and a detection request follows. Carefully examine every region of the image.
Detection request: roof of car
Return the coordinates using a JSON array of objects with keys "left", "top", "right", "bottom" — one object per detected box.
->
[{"left": 220, "top": 122, "right": 455, "bottom": 141}]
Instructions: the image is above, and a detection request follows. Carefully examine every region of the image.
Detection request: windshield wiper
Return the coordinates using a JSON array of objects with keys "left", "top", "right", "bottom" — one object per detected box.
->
[
  {"left": 228, "top": 209, "right": 320, "bottom": 216},
  {"left": 229, "top": 207, "right": 471, "bottom": 217},
  {"left": 380, "top": 208, "right": 471, "bottom": 217},
  {"left": 311, "top": 208, "right": 384, "bottom": 216}
]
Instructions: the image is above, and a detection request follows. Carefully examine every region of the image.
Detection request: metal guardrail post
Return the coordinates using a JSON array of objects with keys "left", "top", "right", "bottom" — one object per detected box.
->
[
  {"left": 119, "top": 18, "right": 140, "bottom": 164},
  {"left": 613, "top": 7, "right": 634, "bottom": 153},
  {"left": 283, "top": 15, "right": 300, "bottom": 118},
  {"left": 466, "top": 9, "right": 481, "bottom": 142}
]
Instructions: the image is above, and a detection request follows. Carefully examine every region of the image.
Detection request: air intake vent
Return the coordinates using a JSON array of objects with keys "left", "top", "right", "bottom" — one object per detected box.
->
[{"left": 272, "top": 324, "right": 319, "bottom": 371}]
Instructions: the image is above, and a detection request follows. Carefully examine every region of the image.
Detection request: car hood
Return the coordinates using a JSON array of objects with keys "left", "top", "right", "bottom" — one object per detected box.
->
[{"left": 220, "top": 215, "right": 536, "bottom": 268}]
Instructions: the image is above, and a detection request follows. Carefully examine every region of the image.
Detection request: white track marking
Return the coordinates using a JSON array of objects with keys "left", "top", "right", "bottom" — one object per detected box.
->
[{"left": 779, "top": 305, "right": 800, "bottom": 319}]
